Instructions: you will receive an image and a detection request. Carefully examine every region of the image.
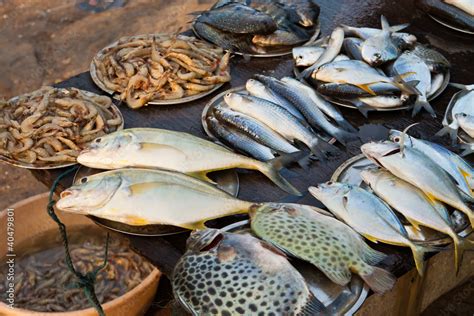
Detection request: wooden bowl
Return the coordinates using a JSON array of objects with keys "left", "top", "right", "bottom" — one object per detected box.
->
[{"left": 0, "top": 193, "right": 161, "bottom": 316}]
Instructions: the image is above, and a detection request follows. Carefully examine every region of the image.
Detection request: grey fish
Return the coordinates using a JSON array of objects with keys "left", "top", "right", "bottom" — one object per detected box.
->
[
  {"left": 309, "top": 181, "right": 432, "bottom": 276},
  {"left": 246, "top": 78, "right": 305, "bottom": 120},
  {"left": 416, "top": 0, "right": 474, "bottom": 32},
  {"left": 412, "top": 44, "right": 450, "bottom": 73},
  {"left": 317, "top": 82, "right": 402, "bottom": 98},
  {"left": 196, "top": 3, "right": 277, "bottom": 35},
  {"left": 173, "top": 229, "right": 326, "bottom": 315},
  {"left": 345, "top": 95, "right": 404, "bottom": 117},
  {"left": 213, "top": 106, "right": 299, "bottom": 154},
  {"left": 361, "top": 16, "right": 402, "bottom": 66},
  {"left": 391, "top": 51, "right": 435, "bottom": 117},
  {"left": 343, "top": 37, "right": 364, "bottom": 61},
  {"left": 253, "top": 29, "right": 308, "bottom": 47},
  {"left": 293, "top": 46, "right": 325, "bottom": 67},
  {"left": 250, "top": 203, "right": 396, "bottom": 293},
  {"left": 389, "top": 129, "right": 474, "bottom": 200},
  {"left": 341, "top": 24, "right": 417, "bottom": 49},
  {"left": 207, "top": 116, "right": 275, "bottom": 161},
  {"left": 224, "top": 92, "right": 335, "bottom": 159},
  {"left": 280, "top": 77, "right": 358, "bottom": 133},
  {"left": 361, "top": 141, "right": 474, "bottom": 227},
  {"left": 254, "top": 75, "right": 358, "bottom": 145}
]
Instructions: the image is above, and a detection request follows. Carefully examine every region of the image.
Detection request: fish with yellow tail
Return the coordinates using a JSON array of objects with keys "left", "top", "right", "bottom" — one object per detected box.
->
[
  {"left": 77, "top": 128, "right": 302, "bottom": 196},
  {"left": 56, "top": 168, "right": 255, "bottom": 229}
]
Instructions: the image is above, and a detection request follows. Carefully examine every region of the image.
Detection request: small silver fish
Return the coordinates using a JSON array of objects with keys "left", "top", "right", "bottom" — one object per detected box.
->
[
  {"left": 293, "top": 46, "right": 325, "bottom": 67},
  {"left": 361, "top": 16, "right": 401, "bottom": 66}
]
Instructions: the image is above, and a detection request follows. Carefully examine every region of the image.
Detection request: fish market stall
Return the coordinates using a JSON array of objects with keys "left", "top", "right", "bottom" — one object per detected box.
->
[{"left": 2, "top": 0, "right": 472, "bottom": 314}]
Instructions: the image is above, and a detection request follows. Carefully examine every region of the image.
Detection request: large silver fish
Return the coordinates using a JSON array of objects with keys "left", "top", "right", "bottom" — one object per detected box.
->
[
  {"left": 77, "top": 128, "right": 301, "bottom": 195},
  {"left": 250, "top": 203, "right": 396, "bottom": 293},
  {"left": 361, "top": 141, "right": 474, "bottom": 227},
  {"left": 173, "top": 229, "right": 326, "bottom": 315},
  {"left": 309, "top": 181, "right": 432, "bottom": 275},
  {"left": 341, "top": 24, "right": 417, "bottom": 48},
  {"left": 343, "top": 37, "right": 364, "bottom": 61},
  {"left": 361, "top": 16, "right": 402, "bottom": 66}
]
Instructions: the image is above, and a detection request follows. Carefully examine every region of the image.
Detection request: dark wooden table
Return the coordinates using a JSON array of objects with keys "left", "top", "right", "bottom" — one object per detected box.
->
[{"left": 29, "top": 0, "right": 474, "bottom": 312}]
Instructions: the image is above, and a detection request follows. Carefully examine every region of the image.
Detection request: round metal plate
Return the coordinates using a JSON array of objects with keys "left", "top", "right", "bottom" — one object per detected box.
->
[
  {"left": 442, "top": 89, "right": 474, "bottom": 145},
  {"left": 0, "top": 88, "right": 124, "bottom": 170},
  {"left": 72, "top": 166, "right": 239, "bottom": 236},
  {"left": 331, "top": 154, "right": 472, "bottom": 245},
  {"left": 90, "top": 33, "right": 227, "bottom": 106},
  {"left": 428, "top": 14, "right": 474, "bottom": 35},
  {"left": 221, "top": 219, "right": 369, "bottom": 316},
  {"left": 192, "top": 21, "right": 321, "bottom": 58}
]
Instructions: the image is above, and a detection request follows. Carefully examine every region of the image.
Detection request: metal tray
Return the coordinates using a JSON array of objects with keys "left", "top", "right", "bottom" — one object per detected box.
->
[
  {"left": 0, "top": 88, "right": 124, "bottom": 170},
  {"left": 428, "top": 14, "right": 474, "bottom": 35},
  {"left": 221, "top": 220, "right": 369, "bottom": 316},
  {"left": 192, "top": 21, "right": 321, "bottom": 58},
  {"left": 72, "top": 166, "right": 240, "bottom": 236},
  {"left": 441, "top": 88, "right": 474, "bottom": 145},
  {"left": 331, "top": 154, "right": 472, "bottom": 245},
  {"left": 90, "top": 33, "right": 226, "bottom": 106}
]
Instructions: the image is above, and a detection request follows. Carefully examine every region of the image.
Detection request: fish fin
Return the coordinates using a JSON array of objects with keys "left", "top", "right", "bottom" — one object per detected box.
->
[
  {"left": 333, "top": 128, "right": 360, "bottom": 146},
  {"left": 450, "top": 234, "right": 474, "bottom": 275},
  {"left": 408, "top": 243, "right": 436, "bottom": 276},
  {"left": 270, "top": 150, "right": 309, "bottom": 170},
  {"left": 389, "top": 23, "right": 410, "bottom": 33},
  {"left": 392, "top": 75, "right": 420, "bottom": 95},
  {"left": 359, "top": 242, "right": 387, "bottom": 265},
  {"left": 424, "top": 192, "right": 439, "bottom": 206},
  {"left": 123, "top": 215, "right": 150, "bottom": 226},
  {"left": 459, "top": 167, "right": 473, "bottom": 191},
  {"left": 449, "top": 83, "right": 474, "bottom": 90},
  {"left": 435, "top": 125, "right": 458, "bottom": 145},
  {"left": 354, "top": 84, "right": 377, "bottom": 96},
  {"left": 309, "top": 136, "right": 338, "bottom": 160},
  {"left": 322, "top": 267, "right": 352, "bottom": 286},
  {"left": 406, "top": 218, "right": 422, "bottom": 231},
  {"left": 412, "top": 97, "right": 436, "bottom": 118},
  {"left": 459, "top": 143, "right": 474, "bottom": 157},
  {"left": 258, "top": 160, "right": 302, "bottom": 196},
  {"left": 362, "top": 234, "right": 380, "bottom": 244},
  {"left": 299, "top": 294, "right": 328, "bottom": 316},
  {"left": 380, "top": 15, "right": 390, "bottom": 31},
  {"left": 400, "top": 122, "right": 419, "bottom": 157},
  {"left": 353, "top": 101, "right": 372, "bottom": 118},
  {"left": 357, "top": 265, "right": 396, "bottom": 294},
  {"left": 187, "top": 171, "right": 216, "bottom": 184},
  {"left": 336, "top": 119, "right": 358, "bottom": 133}
]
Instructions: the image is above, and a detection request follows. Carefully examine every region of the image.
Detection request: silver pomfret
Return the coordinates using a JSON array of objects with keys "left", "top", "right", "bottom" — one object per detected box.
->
[{"left": 361, "top": 16, "right": 401, "bottom": 66}]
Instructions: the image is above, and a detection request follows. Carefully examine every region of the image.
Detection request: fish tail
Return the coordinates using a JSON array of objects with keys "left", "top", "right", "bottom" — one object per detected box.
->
[
  {"left": 333, "top": 127, "right": 360, "bottom": 146},
  {"left": 459, "top": 143, "right": 474, "bottom": 157},
  {"left": 408, "top": 243, "right": 435, "bottom": 276},
  {"left": 359, "top": 242, "right": 387, "bottom": 265},
  {"left": 449, "top": 83, "right": 474, "bottom": 91},
  {"left": 336, "top": 119, "right": 358, "bottom": 133},
  {"left": 299, "top": 294, "right": 328, "bottom": 315},
  {"left": 412, "top": 96, "right": 436, "bottom": 118},
  {"left": 449, "top": 233, "right": 474, "bottom": 275},
  {"left": 258, "top": 159, "right": 302, "bottom": 196},
  {"left": 308, "top": 137, "right": 337, "bottom": 160},
  {"left": 435, "top": 124, "right": 458, "bottom": 145},
  {"left": 358, "top": 265, "right": 396, "bottom": 294},
  {"left": 392, "top": 75, "right": 420, "bottom": 95}
]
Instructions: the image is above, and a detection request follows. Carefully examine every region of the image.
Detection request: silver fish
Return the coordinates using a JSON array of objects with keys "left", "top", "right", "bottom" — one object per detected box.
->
[
  {"left": 361, "top": 16, "right": 401, "bottom": 66},
  {"left": 317, "top": 82, "right": 402, "bottom": 98},
  {"left": 346, "top": 95, "right": 404, "bottom": 117},
  {"left": 412, "top": 44, "right": 450, "bottom": 73},
  {"left": 293, "top": 46, "right": 325, "bottom": 67},
  {"left": 333, "top": 54, "right": 351, "bottom": 61},
  {"left": 343, "top": 37, "right": 364, "bottom": 61},
  {"left": 207, "top": 116, "right": 275, "bottom": 161},
  {"left": 173, "top": 229, "right": 325, "bottom": 315},
  {"left": 361, "top": 141, "right": 474, "bottom": 227},
  {"left": 427, "top": 73, "right": 445, "bottom": 98},
  {"left": 341, "top": 24, "right": 417, "bottom": 48},
  {"left": 309, "top": 181, "right": 432, "bottom": 275},
  {"left": 224, "top": 92, "right": 335, "bottom": 159},
  {"left": 391, "top": 51, "right": 435, "bottom": 117},
  {"left": 213, "top": 106, "right": 299, "bottom": 154},
  {"left": 246, "top": 78, "right": 305, "bottom": 120},
  {"left": 457, "top": 113, "right": 474, "bottom": 138}
]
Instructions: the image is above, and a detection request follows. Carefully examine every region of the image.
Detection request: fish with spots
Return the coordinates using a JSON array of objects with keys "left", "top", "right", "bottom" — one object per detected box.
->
[
  {"left": 173, "top": 228, "right": 327, "bottom": 315},
  {"left": 250, "top": 203, "right": 396, "bottom": 294}
]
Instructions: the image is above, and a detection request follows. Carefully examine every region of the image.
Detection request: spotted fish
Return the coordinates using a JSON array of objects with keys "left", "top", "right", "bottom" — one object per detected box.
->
[
  {"left": 250, "top": 203, "right": 396, "bottom": 294},
  {"left": 173, "top": 229, "right": 326, "bottom": 315}
]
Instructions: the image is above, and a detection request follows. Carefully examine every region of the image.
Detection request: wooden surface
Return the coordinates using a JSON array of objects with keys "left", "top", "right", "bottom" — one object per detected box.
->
[{"left": 29, "top": 0, "right": 474, "bottom": 313}]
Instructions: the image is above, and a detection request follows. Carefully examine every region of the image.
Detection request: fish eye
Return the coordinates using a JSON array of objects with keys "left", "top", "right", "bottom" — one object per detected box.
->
[
  {"left": 80, "top": 177, "right": 88, "bottom": 184},
  {"left": 393, "top": 136, "right": 401, "bottom": 143},
  {"left": 225, "top": 93, "right": 231, "bottom": 97},
  {"left": 373, "top": 53, "right": 381, "bottom": 59},
  {"left": 95, "top": 138, "right": 102, "bottom": 143},
  {"left": 327, "top": 181, "right": 333, "bottom": 185}
]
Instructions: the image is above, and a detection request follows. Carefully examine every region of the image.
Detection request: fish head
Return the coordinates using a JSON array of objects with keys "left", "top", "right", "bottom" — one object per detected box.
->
[
  {"left": 455, "top": 112, "right": 473, "bottom": 126},
  {"left": 362, "top": 34, "right": 398, "bottom": 66},
  {"left": 56, "top": 173, "right": 122, "bottom": 214},
  {"left": 245, "top": 78, "right": 265, "bottom": 94},
  {"left": 361, "top": 141, "right": 400, "bottom": 166},
  {"left": 186, "top": 228, "right": 224, "bottom": 253},
  {"left": 78, "top": 131, "right": 135, "bottom": 167},
  {"left": 223, "top": 92, "right": 244, "bottom": 106},
  {"left": 399, "top": 33, "right": 417, "bottom": 47},
  {"left": 388, "top": 129, "right": 413, "bottom": 147},
  {"left": 309, "top": 181, "right": 351, "bottom": 201}
]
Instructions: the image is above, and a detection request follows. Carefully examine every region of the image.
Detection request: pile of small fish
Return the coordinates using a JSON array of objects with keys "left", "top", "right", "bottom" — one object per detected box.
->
[
  {"left": 416, "top": 0, "right": 474, "bottom": 32},
  {"left": 294, "top": 16, "right": 451, "bottom": 117},
  {"left": 92, "top": 33, "right": 231, "bottom": 109},
  {"left": 206, "top": 75, "right": 357, "bottom": 162},
  {"left": 437, "top": 83, "right": 474, "bottom": 155},
  {"left": 0, "top": 231, "right": 154, "bottom": 312},
  {"left": 310, "top": 129, "right": 474, "bottom": 275},
  {"left": 0, "top": 87, "right": 122, "bottom": 167},
  {"left": 193, "top": 0, "right": 320, "bottom": 55}
]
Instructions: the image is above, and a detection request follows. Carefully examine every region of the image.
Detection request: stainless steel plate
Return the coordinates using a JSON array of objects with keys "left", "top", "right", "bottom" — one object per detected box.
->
[
  {"left": 90, "top": 33, "right": 226, "bottom": 106},
  {"left": 192, "top": 21, "right": 321, "bottom": 58},
  {"left": 428, "top": 14, "right": 474, "bottom": 35},
  {"left": 73, "top": 166, "right": 240, "bottom": 236},
  {"left": 331, "top": 154, "right": 472, "bottom": 245},
  {"left": 0, "top": 88, "right": 124, "bottom": 170},
  {"left": 222, "top": 219, "right": 369, "bottom": 316}
]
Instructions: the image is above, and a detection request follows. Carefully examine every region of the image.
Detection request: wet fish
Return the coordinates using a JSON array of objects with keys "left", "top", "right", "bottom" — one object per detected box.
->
[
  {"left": 346, "top": 95, "right": 404, "bottom": 117},
  {"left": 56, "top": 169, "right": 254, "bottom": 228},
  {"left": 173, "top": 229, "right": 326, "bottom": 315},
  {"left": 317, "top": 82, "right": 402, "bottom": 98},
  {"left": 253, "top": 29, "right": 308, "bottom": 47},
  {"left": 428, "top": 73, "right": 445, "bottom": 98},
  {"left": 293, "top": 46, "right": 325, "bottom": 67},
  {"left": 78, "top": 128, "right": 301, "bottom": 195},
  {"left": 343, "top": 37, "right": 364, "bottom": 61},
  {"left": 212, "top": 106, "right": 299, "bottom": 154},
  {"left": 224, "top": 92, "right": 335, "bottom": 159},
  {"left": 196, "top": 3, "right": 277, "bottom": 35},
  {"left": 333, "top": 54, "right": 351, "bottom": 61},
  {"left": 207, "top": 116, "right": 275, "bottom": 161},
  {"left": 412, "top": 44, "right": 451, "bottom": 73},
  {"left": 309, "top": 181, "right": 432, "bottom": 275},
  {"left": 444, "top": 0, "right": 474, "bottom": 15},
  {"left": 361, "top": 16, "right": 402, "bottom": 66},
  {"left": 457, "top": 113, "right": 474, "bottom": 138},
  {"left": 246, "top": 78, "right": 305, "bottom": 120},
  {"left": 255, "top": 75, "right": 358, "bottom": 145},
  {"left": 341, "top": 24, "right": 417, "bottom": 49},
  {"left": 280, "top": 77, "right": 357, "bottom": 133},
  {"left": 389, "top": 129, "right": 474, "bottom": 200},
  {"left": 314, "top": 59, "right": 417, "bottom": 96},
  {"left": 361, "top": 141, "right": 474, "bottom": 227},
  {"left": 391, "top": 51, "right": 435, "bottom": 117},
  {"left": 416, "top": 0, "right": 474, "bottom": 32},
  {"left": 301, "top": 27, "right": 345, "bottom": 79},
  {"left": 437, "top": 84, "right": 474, "bottom": 143},
  {"left": 250, "top": 203, "right": 396, "bottom": 293},
  {"left": 361, "top": 168, "right": 473, "bottom": 272}
]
